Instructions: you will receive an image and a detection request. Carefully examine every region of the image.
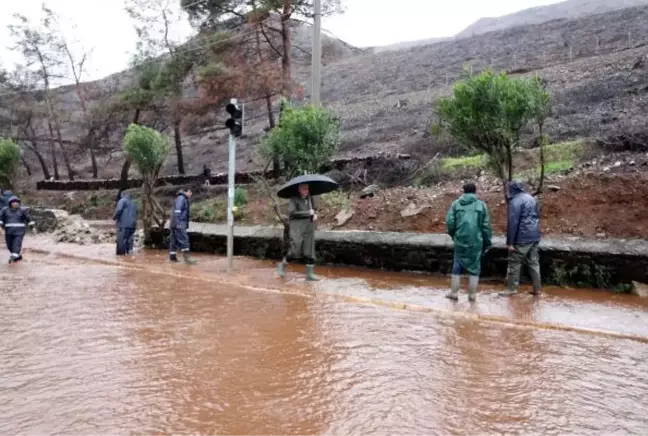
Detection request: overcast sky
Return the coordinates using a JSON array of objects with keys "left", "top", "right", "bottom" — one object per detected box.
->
[{"left": 0, "top": 0, "right": 562, "bottom": 83}]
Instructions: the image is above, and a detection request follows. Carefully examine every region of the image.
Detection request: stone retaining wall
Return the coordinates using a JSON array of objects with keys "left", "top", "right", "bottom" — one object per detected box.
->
[
  {"left": 35, "top": 154, "right": 411, "bottom": 191},
  {"left": 148, "top": 223, "right": 648, "bottom": 288}
]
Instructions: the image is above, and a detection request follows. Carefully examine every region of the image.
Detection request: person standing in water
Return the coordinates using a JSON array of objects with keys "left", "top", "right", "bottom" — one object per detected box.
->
[
  {"left": 0, "top": 195, "right": 35, "bottom": 263},
  {"left": 276, "top": 183, "right": 319, "bottom": 281},
  {"left": 169, "top": 189, "right": 197, "bottom": 264},
  {"left": 445, "top": 182, "right": 492, "bottom": 302},
  {"left": 113, "top": 190, "right": 138, "bottom": 255},
  {"left": 499, "top": 180, "right": 542, "bottom": 297}
]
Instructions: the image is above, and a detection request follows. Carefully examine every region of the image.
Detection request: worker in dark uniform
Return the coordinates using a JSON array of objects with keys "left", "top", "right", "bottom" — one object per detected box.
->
[
  {"left": 276, "top": 183, "right": 318, "bottom": 281},
  {"left": 113, "top": 191, "right": 138, "bottom": 255},
  {"left": 169, "top": 189, "right": 197, "bottom": 264},
  {"left": 0, "top": 195, "right": 35, "bottom": 263}
]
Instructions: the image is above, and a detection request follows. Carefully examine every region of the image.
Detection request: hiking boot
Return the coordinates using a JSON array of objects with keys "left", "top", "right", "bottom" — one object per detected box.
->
[
  {"left": 276, "top": 260, "right": 287, "bottom": 278},
  {"left": 529, "top": 289, "right": 542, "bottom": 296},
  {"left": 305, "top": 264, "right": 319, "bottom": 281},
  {"left": 468, "top": 293, "right": 476, "bottom": 302},
  {"left": 498, "top": 290, "right": 518, "bottom": 297},
  {"left": 183, "top": 252, "right": 197, "bottom": 265},
  {"left": 445, "top": 291, "right": 459, "bottom": 301},
  {"left": 169, "top": 253, "right": 178, "bottom": 262}
]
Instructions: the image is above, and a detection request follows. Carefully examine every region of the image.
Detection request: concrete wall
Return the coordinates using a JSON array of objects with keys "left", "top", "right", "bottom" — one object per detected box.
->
[{"left": 148, "top": 223, "right": 648, "bottom": 288}]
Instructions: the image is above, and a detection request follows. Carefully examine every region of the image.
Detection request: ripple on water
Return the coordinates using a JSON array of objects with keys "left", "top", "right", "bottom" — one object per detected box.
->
[{"left": 0, "top": 258, "right": 647, "bottom": 435}]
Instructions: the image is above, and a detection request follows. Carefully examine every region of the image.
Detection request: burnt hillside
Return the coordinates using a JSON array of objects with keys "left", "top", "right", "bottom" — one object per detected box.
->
[{"left": 4, "top": 5, "right": 648, "bottom": 180}]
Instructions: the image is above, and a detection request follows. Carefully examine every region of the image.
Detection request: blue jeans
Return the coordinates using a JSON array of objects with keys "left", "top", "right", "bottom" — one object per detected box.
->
[{"left": 452, "top": 256, "right": 466, "bottom": 275}]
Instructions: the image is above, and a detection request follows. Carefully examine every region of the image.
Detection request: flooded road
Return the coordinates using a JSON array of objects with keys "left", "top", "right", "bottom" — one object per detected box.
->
[{"left": 1, "top": 239, "right": 648, "bottom": 434}]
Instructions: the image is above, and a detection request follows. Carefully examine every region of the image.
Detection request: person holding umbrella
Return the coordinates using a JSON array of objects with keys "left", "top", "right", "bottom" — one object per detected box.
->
[{"left": 276, "top": 174, "right": 339, "bottom": 281}]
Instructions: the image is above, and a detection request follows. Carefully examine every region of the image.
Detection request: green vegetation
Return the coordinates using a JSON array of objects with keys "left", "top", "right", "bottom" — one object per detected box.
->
[
  {"left": 191, "top": 188, "right": 248, "bottom": 224},
  {"left": 434, "top": 69, "right": 551, "bottom": 192},
  {"left": 441, "top": 154, "right": 485, "bottom": 170},
  {"left": 0, "top": 138, "right": 22, "bottom": 189},
  {"left": 320, "top": 190, "right": 350, "bottom": 211},
  {"left": 261, "top": 99, "right": 340, "bottom": 176},
  {"left": 123, "top": 124, "right": 170, "bottom": 236},
  {"left": 550, "top": 261, "right": 628, "bottom": 290}
]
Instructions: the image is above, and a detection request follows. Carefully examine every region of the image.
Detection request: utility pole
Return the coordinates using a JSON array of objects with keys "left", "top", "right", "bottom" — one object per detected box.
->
[
  {"left": 225, "top": 98, "right": 243, "bottom": 273},
  {"left": 311, "top": 0, "right": 322, "bottom": 105}
]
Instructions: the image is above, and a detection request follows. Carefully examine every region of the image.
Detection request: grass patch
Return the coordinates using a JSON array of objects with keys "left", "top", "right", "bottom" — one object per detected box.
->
[
  {"left": 441, "top": 154, "right": 485, "bottom": 170},
  {"left": 191, "top": 197, "right": 246, "bottom": 223},
  {"left": 516, "top": 139, "right": 586, "bottom": 178}
]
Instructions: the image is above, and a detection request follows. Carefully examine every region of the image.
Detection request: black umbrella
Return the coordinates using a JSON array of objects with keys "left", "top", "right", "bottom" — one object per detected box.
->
[{"left": 277, "top": 174, "right": 339, "bottom": 199}]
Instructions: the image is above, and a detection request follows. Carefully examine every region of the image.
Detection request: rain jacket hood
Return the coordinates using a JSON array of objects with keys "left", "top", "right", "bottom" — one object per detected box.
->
[
  {"left": 8, "top": 195, "right": 20, "bottom": 205},
  {"left": 458, "top": 193, "right": 478, "bottom": 206},
  {"left": 506, "top": 181, "right": 525, "bottom": 199}
]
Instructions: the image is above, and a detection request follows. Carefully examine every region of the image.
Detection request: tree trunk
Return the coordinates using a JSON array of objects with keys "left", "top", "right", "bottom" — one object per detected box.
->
[
  {"left": 506, "top": 144, "right": 513, "bottom": 181},
  {"left": 89, "top": 139, "right": 98, "bottom": 179},
  {"left": 173, "top": 120, "right": 185, "bottom": 175},
  {"left": 280, "top": 0, "right": 293, "bottom": 98},
  {"left": 25, "top": 124, "right": 52, "bottom": 179},
  {"left": 43, "top": 89, "right": 74, "bottom": 180},
  {"left": 266, "top": 95, "right": 281, "bottom": 177},
  {"left": 27, "top": 145, "right": 51, "bottom": 180},
  {"left": 20, "top": 154, "right": 32, "bottom": 176},
  {"left": 47, "top": 121, "right": 60, "bottom": 180},
  {"left": 534, "top": 126, "right": 546, "bottom": 196}
]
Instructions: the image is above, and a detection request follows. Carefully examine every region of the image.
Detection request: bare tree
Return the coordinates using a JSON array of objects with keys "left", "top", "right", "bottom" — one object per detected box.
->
[{"left": 8, "top": 6, "right": 75, "bottom": 180}]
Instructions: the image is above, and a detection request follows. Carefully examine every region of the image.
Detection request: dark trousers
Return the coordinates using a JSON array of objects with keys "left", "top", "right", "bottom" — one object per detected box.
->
[
  {"left": 116, "top": 228, "right": 136, "bottom": 255},
  {"left": 284, "top": 254, "right": 315, "bottom": 265},
  {"left": 5, "top": 233, "right": 24, "bottom": 257},
  {"left": 169, "top": 228, "right": 190, "bottom": 254}
]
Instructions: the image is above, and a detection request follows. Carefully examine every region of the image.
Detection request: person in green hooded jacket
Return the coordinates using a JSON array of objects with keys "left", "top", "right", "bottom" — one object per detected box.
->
[{"left": 445, "top": 182, "right": 493, "bottom": 302}]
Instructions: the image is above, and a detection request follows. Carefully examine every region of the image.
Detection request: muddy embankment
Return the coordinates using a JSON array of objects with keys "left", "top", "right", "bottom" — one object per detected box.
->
[{"left": 148, "top": 223, "right": 648, "bottom": 292}]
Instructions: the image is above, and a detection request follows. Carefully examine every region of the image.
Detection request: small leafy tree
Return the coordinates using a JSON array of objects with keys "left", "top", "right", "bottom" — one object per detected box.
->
[
  {"left": 261, "top": 100, "right": 340, "bottom": 176},
  {"left": 123, "top": 124, "right": 169, "bottom": 238},
  {"left": 434, "top": 69, "right": 551, "bottom": 196},
  {"left": 0, "top": 138, "right": 22, "bottom": 189}
]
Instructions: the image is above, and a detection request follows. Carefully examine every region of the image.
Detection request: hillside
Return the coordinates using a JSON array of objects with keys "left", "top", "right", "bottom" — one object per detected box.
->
[
  {"left": 4, "top": 4, "right": 648, "bottom": 181},
  {"left": 457, "top": 0, "right": 648, "bottom": 38}
]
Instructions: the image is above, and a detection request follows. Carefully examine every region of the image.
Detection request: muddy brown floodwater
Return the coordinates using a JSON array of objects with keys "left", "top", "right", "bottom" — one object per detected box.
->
[{"left": 1, "top": 238, "right": 648, "bottom": 435}]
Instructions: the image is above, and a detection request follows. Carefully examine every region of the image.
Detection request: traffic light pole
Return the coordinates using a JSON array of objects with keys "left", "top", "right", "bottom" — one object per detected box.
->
[
  {"left": 226, "top": 132, "right": 236, "bottom": 273},
  {"left": 311, "top": 0, "right": 322, "bottom": 105}
]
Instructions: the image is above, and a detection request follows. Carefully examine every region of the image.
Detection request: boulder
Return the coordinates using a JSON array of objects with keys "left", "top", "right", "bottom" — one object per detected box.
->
[
  {"left": 401, "top": 203, "right": 429, "bottom": 218},
  {"left": 631, "top": 281, "right": 648, "bottom": 298},
  {"left": 335, "top": 208, "right": 354, "bottom": 227},
  {"left": 360, "top": 184, "right": 379, "bottom": 199}
]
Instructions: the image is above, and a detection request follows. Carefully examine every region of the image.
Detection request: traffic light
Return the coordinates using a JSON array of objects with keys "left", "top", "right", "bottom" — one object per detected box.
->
[{"left": 225, "top": 99, "right": 243, "bottom": 137}]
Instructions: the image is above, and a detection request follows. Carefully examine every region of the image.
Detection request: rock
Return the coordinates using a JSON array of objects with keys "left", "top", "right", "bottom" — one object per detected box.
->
[
  {"left": 603, "top": 166, "right": 611, "bottom": 173},
  {"left": 631, "top": 281, "right": 648, "bottom": 298},
  {"left": 335, "top": 208, "right": 354, "bottom": 227},
  {"left": 596, "top": 233, "right": 607, "bottom": 238},
  {"left": 400, "top": 203, "right": 429, "bottom": 218},
  {"left": 360, "top": 184, "right": 379, "bottom": 199},
  {"left": 613, "top": 161, "right": 622, "bottom": 168},
  {"left": 629, "top": 160, "right": 636, "bottom": 166},
  {"left": 547, "top": 185, "right": 561, "bottom": 192}
]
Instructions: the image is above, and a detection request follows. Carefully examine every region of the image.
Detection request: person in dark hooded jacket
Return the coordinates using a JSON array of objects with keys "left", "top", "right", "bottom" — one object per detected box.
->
[
  {"left": 113, "top": 191, "right": 138, "bottom": 255},
  {"left": 169, "top": 189, "right": 196, "bottom": 264},
  {"left": 499, "top": 180, "right": 542, "bottom": 296},
  {"left": 0, "top": 195, "right": 35, "bottom": 263}
]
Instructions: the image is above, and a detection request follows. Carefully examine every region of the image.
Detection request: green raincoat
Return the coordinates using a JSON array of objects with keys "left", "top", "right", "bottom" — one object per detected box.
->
[
  {"left": 287, "top": 195, "right": 317, "bottom": 260},
  {"left": 445, "top": 193, "right": 493, "bottom": 276}
]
